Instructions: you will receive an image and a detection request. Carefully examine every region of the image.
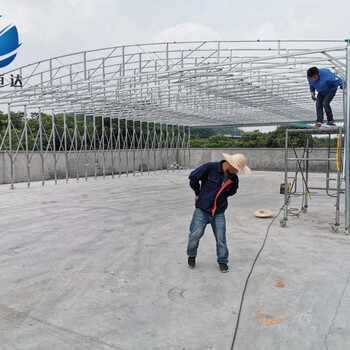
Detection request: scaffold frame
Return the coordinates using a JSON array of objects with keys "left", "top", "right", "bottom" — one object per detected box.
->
[{"left": 281, "top": 127, "right": 344, "bottom": 232}]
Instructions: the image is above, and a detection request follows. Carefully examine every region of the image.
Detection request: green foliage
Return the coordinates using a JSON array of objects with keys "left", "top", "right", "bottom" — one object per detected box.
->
[
  {"left": 0, "top": 111, "right": 187, "bottom": 151},
  {"left": 203, "top": 134, "right": 235, "bottom": 148},
  {"left": 234, "top": 130, "right": 267, "bottom": 148},
  {"left": 0, "top": 112, "right": 339, "bottom": 151},
  {"left": 190, "top": 126, "right": 340, "bottom": 148},
  {"left": 190, "top": 126, "right": 243, "bottom": 138},
  {"left": 190, "top": 135, "right": 206, "bottom": 148},
  {"left": 311, "top": 136, "right": 337, "bottom": 148},
  {"left": 190, "top": 128, "right": 216, "bottom": 138}
]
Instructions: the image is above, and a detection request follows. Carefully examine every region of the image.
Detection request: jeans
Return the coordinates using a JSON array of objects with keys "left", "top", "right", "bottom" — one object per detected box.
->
[
  {"left": 187, "top": 208, "right": 229, "bottom": 263},
  {"left": 316, "top": 90, "right": 337, "bottom": 123}
]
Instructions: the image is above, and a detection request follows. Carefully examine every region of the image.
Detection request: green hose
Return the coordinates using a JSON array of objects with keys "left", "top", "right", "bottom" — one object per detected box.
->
[{"left": 290, "top": 123, "right": 316, "bottom": 129}]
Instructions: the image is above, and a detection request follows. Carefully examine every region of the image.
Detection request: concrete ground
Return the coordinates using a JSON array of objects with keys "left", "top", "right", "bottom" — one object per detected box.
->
[{"left": 0, "top": 170, "right": 349, "bottom": 350}]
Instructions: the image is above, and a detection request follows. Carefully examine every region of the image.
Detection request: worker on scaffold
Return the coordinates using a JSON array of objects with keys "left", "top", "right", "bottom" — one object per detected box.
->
[{"left": 307, "top": 66, "right": 344, "bottom": 128}]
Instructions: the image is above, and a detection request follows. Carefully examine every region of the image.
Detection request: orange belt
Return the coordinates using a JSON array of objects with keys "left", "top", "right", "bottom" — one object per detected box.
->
[{"left": 211, "top": 179, "right": 232, "bottom": 217}]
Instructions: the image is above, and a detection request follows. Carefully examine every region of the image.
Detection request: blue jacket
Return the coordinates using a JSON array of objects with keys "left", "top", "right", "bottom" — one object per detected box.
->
[
  {"left": 308, "top": 68, "right": 343, "bottom": 93},
  {"left": 189, "top": 160, "right": 239, "bottom": 216}
]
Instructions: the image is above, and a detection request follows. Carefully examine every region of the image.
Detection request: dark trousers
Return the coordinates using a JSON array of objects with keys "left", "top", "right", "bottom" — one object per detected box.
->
[
  {"left": 187, "top": 208, "right": 228, "bottom": 263},
  {"left": 316, "top": 90, "right": 337, "bottom": 123}
]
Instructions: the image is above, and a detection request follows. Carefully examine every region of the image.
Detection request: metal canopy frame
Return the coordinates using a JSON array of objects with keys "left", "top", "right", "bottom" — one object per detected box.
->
[
  {"left": 0, "top": 39, "right": 349, "bottom": 232},
  {"left": 0, "top": 40, "right": 347, "bottom": 125}
]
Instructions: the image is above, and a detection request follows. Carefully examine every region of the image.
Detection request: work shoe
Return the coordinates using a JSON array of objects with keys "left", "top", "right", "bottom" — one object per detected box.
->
[
  {"left": 219, "top": 263, "right": 229, "bottom": 273},
  {"left": 315, "top": 123, "right": 322, "bottom": 128},
  {"left": 326, "top": 121, "right": 336, "bottom": 126},
  {"left": 188, "top": 256, "right": 196, "bottom": 269}
]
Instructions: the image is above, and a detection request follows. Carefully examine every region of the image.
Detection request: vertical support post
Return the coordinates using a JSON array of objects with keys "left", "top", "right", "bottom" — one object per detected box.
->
[
  {"left": 118, "top": 118, "right": 121, "bottom": 177},
  {"left": 172, "top": 124, "right": 175, "bottom": 172},
  {"left": 110, "top": 117, "right": 114, "bottom": 179},
  {"left": 69, "top": 64, "right": 73, "bottom": 88},
  {"left": 125, "top": 118, "right": 129, "bottom": 176},
  {"left": 166, "top": 124, "right": 169, "bottom": 173},
  {"left": 139, "top": 53, "right": 142, "bottom": 76},
  {"left": 217, "top": 41, "right": 220, "bottom": 63},
  {"left": 52, "top": 109, "right": 57, "bottom": 184},
  {"left": 83, "top": 51, "right": 87, "bottom": 80},
  {"left": 159, "top": 123, "right": 163, "bottom": 172},
  {"left": 8, "top": 104, "right": 14, "bottom": 189},
  {"left": 39, "top": 108, "right": 44, "bottom": 186},
  {"left": 74, "top": 112, "right": 79, "bottom": 182},
  {"left": 147, "top": 121, "right": 150, "bottom": 174},
  {"left": 345, "top": 43, "right": 350, "bottom": 233},
  {"left": 304, "top": 136, "right": 309, "bottom": 210},
  {"left": 24, "top": 106, "right": 30, "bottom": 188},
  {"left": 166, "top": 43, "right": 169, "bottom": 71},
  {"left": 188, "top": 126, "right": 191, "bottom": 169},
  {"left": 122, "top": 46, "right": 125, "bottom": 76},
  {"left": 93, "top": 114, "right": 97, "bottom": 180},
  {"left": 326, "top": 134, "right": 331, "bottom": 192},
  {"left": 283, "top": 129, "right": 289, "bottom": 223},
  {"left": 64, "top": 112, "right": 68, "bottom": 183},
  {"left": 177, "top": 125, "right": 180, "bottom": 172},
  {"left": 153, "top": 122, "right": 157, "bottom": 174},
  {"left": 132, "top": 119, "right": 136, "bottom": 176},
  {"left": 84, "top": 113, "right": 88, "bottom": 181},
  {"left": 49, "top": 59, "right": 53, "bottom": 84},
  {"left": 102, "top": 58, "right": 106, "bottom": 99},
  {"left": 140, "top": 121, "right": 143, "bottom": 175},
  {"left": 183, "top": 125, "right": 186, "bottom": 170},
  {"left": 102, "top": 116, "right": 106, "bottom": 178},
  {"left": 335, "top": 127, "right": 343, "bottom": 227}
]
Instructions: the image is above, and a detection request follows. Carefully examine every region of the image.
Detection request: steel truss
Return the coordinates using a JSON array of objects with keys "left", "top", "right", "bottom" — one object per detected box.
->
[
  {"left": 0, "top": 40, "right": 347, "bottom": 125},
  {"left": 0, "top": 40, "right": 350, "bottom": 231}
]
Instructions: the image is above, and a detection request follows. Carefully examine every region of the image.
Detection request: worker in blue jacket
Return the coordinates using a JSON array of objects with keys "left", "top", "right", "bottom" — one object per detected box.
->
[
  {"left": 187, "top": 153, "right": 251, "bottom": 273},
  {"left": 307, "top": 67, "right": 344, "bottom": 127}
]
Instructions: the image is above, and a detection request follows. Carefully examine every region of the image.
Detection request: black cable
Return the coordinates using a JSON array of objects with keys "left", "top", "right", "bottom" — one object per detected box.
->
[
  {"left": 230, "top": 207, "right": 283, "bottom": 350},
  {"left": 288, "top": 170, "right": 306, "bottom": 218},
  {"left": 285, "top": 135, "right": 309, "bottom": 218},
  {"left": 287, "top": 176, "right": 305, "bottom": 218},
  {"left": 231, "top": 134, "right": 313, "bottom": 348}
]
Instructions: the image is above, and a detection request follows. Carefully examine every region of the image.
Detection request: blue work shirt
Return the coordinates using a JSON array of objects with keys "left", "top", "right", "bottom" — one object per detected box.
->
[
  {"left": 189, "top": 160, "right": 239, "bottom": 215},
  {"left": 308, "top": 68, "right": 343, "bottom": 93}
]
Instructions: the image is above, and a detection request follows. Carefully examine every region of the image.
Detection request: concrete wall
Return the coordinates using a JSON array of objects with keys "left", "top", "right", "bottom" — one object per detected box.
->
[
  {"left": 179, "top": 148, "right": 341, "bottom": 172},
  {"left": 0, "top": 149, "right": 179, "bottom": 184},
  {"left": 0, "top": 147, "right": 340, "bottom": 185}
]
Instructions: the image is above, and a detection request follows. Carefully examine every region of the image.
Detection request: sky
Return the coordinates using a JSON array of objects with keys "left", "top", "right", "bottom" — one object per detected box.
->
[
  {"left": 0, "top": 0, "right": 349, "bottom": 132},
  {"left": 1, "top": 0, "right": 350, "bottom": 70}
]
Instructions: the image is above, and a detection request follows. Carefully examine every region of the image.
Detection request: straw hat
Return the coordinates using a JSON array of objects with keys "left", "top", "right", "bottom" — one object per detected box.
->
[
  {"left": 254, "top": 209, "right": 274, "bottom": 218},
  {"left": 222, "top": 153, "right": 251, "bottom": 175}
]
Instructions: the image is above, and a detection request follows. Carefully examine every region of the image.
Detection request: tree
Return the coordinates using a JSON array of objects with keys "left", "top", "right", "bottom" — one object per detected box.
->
[
  {"left": 190, "top": 135, "right": 206, "bottom": 148},
  {"left": 203, "top": 134, "right": 235, "bottom": 148},
  {"left": 233, "top": 130, "right": 266, "bottom": 148}
]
